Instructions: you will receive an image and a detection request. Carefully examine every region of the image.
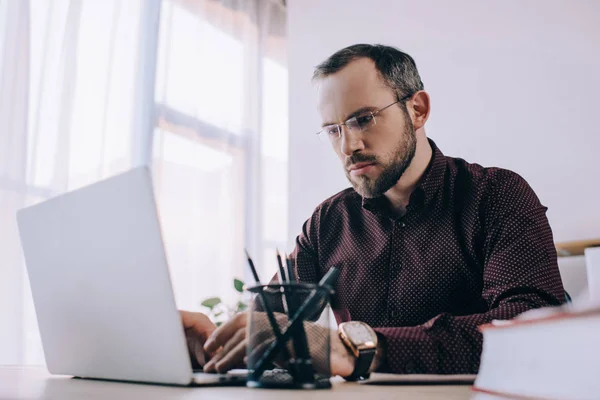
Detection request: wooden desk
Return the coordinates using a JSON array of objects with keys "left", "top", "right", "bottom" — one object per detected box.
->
[{"left": 0, "top": 366, "right": 475, "bottom": 399}]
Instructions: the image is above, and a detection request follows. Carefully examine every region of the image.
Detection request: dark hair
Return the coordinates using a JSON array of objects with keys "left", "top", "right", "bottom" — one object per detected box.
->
[{"left": 313, "top": 44, "right": 424, "bottom": 102}]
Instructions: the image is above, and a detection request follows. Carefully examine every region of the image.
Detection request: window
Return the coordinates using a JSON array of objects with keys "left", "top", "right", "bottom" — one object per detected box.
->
[
  {"left": 0, "top": 0, "right": 287, "bottom": 365},
  {"left": 153, "top": 0, "right": 288, "bottom": 309}
]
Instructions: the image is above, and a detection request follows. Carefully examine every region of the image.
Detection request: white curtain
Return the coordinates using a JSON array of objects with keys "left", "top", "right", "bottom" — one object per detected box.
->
[
  {"left": 0, "top": 0, "right": 31, "bottom": 366},
  {"left": 153, "top": 0, "right": 288, "bottom": 318},
  {"left": 0, "top": 0, "right": 287, "bottom": 365}
]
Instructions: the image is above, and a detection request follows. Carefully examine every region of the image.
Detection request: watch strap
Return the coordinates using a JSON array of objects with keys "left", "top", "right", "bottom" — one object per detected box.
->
[{"left": 344, "top": 347, "right": 376, "bottom": 381}]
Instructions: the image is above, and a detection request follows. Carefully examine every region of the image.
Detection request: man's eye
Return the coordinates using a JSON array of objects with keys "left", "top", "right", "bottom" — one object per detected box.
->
[
  {"left": 356, "top": 114, "right": 374, "bottom": 128},
  {"left": 325, "top": 126, "right": 339, "bottom": 136}
]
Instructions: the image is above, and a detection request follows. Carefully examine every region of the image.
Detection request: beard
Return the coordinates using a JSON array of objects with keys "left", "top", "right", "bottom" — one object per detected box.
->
[{"left": 344, "top": 119, "right": 417, "bottom": 199}]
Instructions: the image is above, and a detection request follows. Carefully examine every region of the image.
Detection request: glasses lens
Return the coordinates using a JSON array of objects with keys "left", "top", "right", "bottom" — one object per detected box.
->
[
  {"left": 317, "top": 125, "right": 338, "bottom": 142},
  {"left": 325, "top": 125, "right": 340, "bottom": 140},
  {"left": 354, "top": 114, "right": 375, "bottom": 131}
]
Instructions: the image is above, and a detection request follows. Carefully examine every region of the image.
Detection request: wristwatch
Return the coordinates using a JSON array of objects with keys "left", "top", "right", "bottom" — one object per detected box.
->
[{"left": 338, "top": 321, "right": 378, "bottom": 381}]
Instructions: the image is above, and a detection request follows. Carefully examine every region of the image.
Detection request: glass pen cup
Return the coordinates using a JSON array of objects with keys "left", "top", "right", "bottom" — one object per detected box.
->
[{"left": 245, "top": 283, "right": 334, "bottom": 389}]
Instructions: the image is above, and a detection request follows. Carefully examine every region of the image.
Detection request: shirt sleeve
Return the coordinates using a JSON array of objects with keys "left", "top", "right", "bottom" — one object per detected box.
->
[
  {"left": 289, "top": 209, "right": 321, "bottom": 284},
  {"left": 374, "top": 170, "right": 566, "bottom": 374}
]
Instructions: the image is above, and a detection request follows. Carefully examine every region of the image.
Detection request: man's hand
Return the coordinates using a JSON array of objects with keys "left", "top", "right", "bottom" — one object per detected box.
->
[
  {"left": 203, "top": 312, "right": 248, "bottom": 373},
  {"left": 180, "top": 310, "right": 217, "bottom": 368},
  {"left": 329, "top": 330, "right": 356, "bottom": 377},
  {"left": 329, "top": 330, "right": 385, "bottom": 377},
  {"left": 181, "top": 309, "right": 377, "bottom": 377},
  {"left": 200, "top": 310, "right": 357, "bottom": 377}
]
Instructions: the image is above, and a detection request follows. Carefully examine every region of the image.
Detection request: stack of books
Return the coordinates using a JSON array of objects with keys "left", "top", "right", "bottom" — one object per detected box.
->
[{"left": 473, "top": 301, "right": 600, "bottom": 399}]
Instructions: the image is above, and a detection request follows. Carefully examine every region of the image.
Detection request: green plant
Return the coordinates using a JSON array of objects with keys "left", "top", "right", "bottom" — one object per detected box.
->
[{"left": 200, "top": 278, "right": 248, "bottom": 327}]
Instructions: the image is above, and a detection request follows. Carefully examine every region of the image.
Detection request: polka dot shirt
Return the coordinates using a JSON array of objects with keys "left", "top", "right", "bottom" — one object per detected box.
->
[{"left": 290, "top": 139, "right": 565, "bottom": 374}]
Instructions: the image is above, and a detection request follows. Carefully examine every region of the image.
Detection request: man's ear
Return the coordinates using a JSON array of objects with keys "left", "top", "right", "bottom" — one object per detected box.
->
[{"left": 408, "top": 91, "right": 431, "bottom": 131}]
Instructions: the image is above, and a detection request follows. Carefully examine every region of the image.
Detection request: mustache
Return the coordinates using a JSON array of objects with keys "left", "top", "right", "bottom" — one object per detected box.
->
[{"left": 345, "top": 153, "right": 378, "bottom": 170}]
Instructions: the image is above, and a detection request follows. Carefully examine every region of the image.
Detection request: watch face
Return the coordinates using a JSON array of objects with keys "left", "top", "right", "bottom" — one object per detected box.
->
[{"left": 345, "top": 322, "right": 375, "bottom": 345}]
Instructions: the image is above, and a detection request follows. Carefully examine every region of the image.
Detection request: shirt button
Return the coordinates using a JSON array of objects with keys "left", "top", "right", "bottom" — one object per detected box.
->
[
  {"left": 400, "top": 222, "right": 406, "bottom": 228},
  {"left": 390, "top": 309, "right": 399, "bottom": 318}
]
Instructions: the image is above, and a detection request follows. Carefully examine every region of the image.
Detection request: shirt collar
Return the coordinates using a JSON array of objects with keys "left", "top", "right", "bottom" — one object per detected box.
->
[{"left": 362, "top": 138, "right": 446, "bottom": 213}]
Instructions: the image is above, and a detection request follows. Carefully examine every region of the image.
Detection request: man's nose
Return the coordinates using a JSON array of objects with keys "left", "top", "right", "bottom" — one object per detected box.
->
[{"left": 339, "top": 125, "right": 365, "bottom": 156}]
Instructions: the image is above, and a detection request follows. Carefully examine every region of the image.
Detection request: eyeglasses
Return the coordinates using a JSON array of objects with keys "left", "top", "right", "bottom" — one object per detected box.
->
[{"left": 316, "top": 94, "right": 413, "bottom": 142}]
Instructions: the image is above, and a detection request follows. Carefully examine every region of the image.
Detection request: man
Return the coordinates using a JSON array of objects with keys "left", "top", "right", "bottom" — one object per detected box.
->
[{"left": 181, "top": 44, "right": 565, "bottom": 378}]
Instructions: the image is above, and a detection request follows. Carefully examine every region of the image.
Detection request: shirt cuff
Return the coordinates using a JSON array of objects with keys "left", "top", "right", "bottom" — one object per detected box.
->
[{"left": 373, "top": 326, "right": 438, "bottom": 374}]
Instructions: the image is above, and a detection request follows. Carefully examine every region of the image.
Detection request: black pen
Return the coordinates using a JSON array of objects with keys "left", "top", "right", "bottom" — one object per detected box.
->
[
  {"left": 284, "top": 253, "right": 295, "bottom": 284},
  {"left": 276, "top": 250, "right": 287, "bottom": 284}
]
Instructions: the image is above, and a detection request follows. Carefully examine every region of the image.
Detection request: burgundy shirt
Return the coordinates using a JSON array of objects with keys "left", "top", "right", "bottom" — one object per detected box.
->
[{"left": 290, "top": 139, "right": 565, "bottom": 374}]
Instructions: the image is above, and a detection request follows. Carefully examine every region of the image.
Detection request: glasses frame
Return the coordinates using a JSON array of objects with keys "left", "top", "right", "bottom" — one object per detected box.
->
[{"left": 316, "top": 93, "right": 414, "bottom": 141}]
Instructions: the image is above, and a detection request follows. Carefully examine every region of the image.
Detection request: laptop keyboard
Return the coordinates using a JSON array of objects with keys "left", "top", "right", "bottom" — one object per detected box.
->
[{"left": 192, "top": 369, "right": 248, "bottom": 386}]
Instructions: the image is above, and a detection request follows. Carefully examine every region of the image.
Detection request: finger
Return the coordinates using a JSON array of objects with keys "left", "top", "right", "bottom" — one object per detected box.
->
[
  {"left": 221, "top": 326, "right": 246, "bottom": 355},
  {"left": 204, "top": 328, "right": 246, "bottom": 372},
  {"left": 180, "top": 310, "right": 215, "bottom": 339},
  {"left": 215, "top": 339, "right": 248, "bottom": 373},
  {"left": 187, "top": 334, "right": 206, "bottom": 367},
  {"left": 204, "top": 312, "right": 247, "bottom": 353}
]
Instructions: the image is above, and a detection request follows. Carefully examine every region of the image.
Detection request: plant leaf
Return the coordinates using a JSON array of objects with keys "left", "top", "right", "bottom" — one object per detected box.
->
[
  {"left": 201, "top": 297, "right": 222, "bottom": 309},
  {"left": 237, "top": 301, "right": 248, "bottom": 311},
  {"left": 234, "top": 278, "right": 245, "bottom": 293}
]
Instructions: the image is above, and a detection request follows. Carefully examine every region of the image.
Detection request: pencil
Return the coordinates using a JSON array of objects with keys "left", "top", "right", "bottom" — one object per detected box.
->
[
  {"left": 245, "top": 248, "right": 261, "bottom": 283},
  {"left": 243, "top": 249, "right": 293, "bottom": 371},
  {"left": 284, "top": 255, "right": 313, "bottom": 383},
  {"left": 276, "top": 249, "right": 289, "bottom": 314}
]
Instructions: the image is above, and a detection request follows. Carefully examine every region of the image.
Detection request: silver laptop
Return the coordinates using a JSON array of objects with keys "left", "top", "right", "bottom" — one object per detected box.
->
[{"left": 16, "top": 166, "right": 247, "bottom": 386}]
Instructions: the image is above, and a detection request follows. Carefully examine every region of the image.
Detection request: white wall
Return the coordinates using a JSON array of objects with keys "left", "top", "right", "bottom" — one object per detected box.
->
[{"left": 286, "top": 0, "right": 600, "bottom": 248}]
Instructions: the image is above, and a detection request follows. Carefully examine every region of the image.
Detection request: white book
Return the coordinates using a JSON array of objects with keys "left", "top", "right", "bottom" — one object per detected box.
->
[
  {"left": 586, "top": 247, "right": 600, "bottom": 303},
  {"left": 473, "top": 305, "right": 600, "bottom": 400},
  {"left": 360, "top": 373, "right": 475, "bottom": 385}
]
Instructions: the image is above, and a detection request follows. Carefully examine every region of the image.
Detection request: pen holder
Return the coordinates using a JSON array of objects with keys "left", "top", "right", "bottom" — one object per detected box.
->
[{"left": 246, "top": 283, "right": 334, "bottom": 389}]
